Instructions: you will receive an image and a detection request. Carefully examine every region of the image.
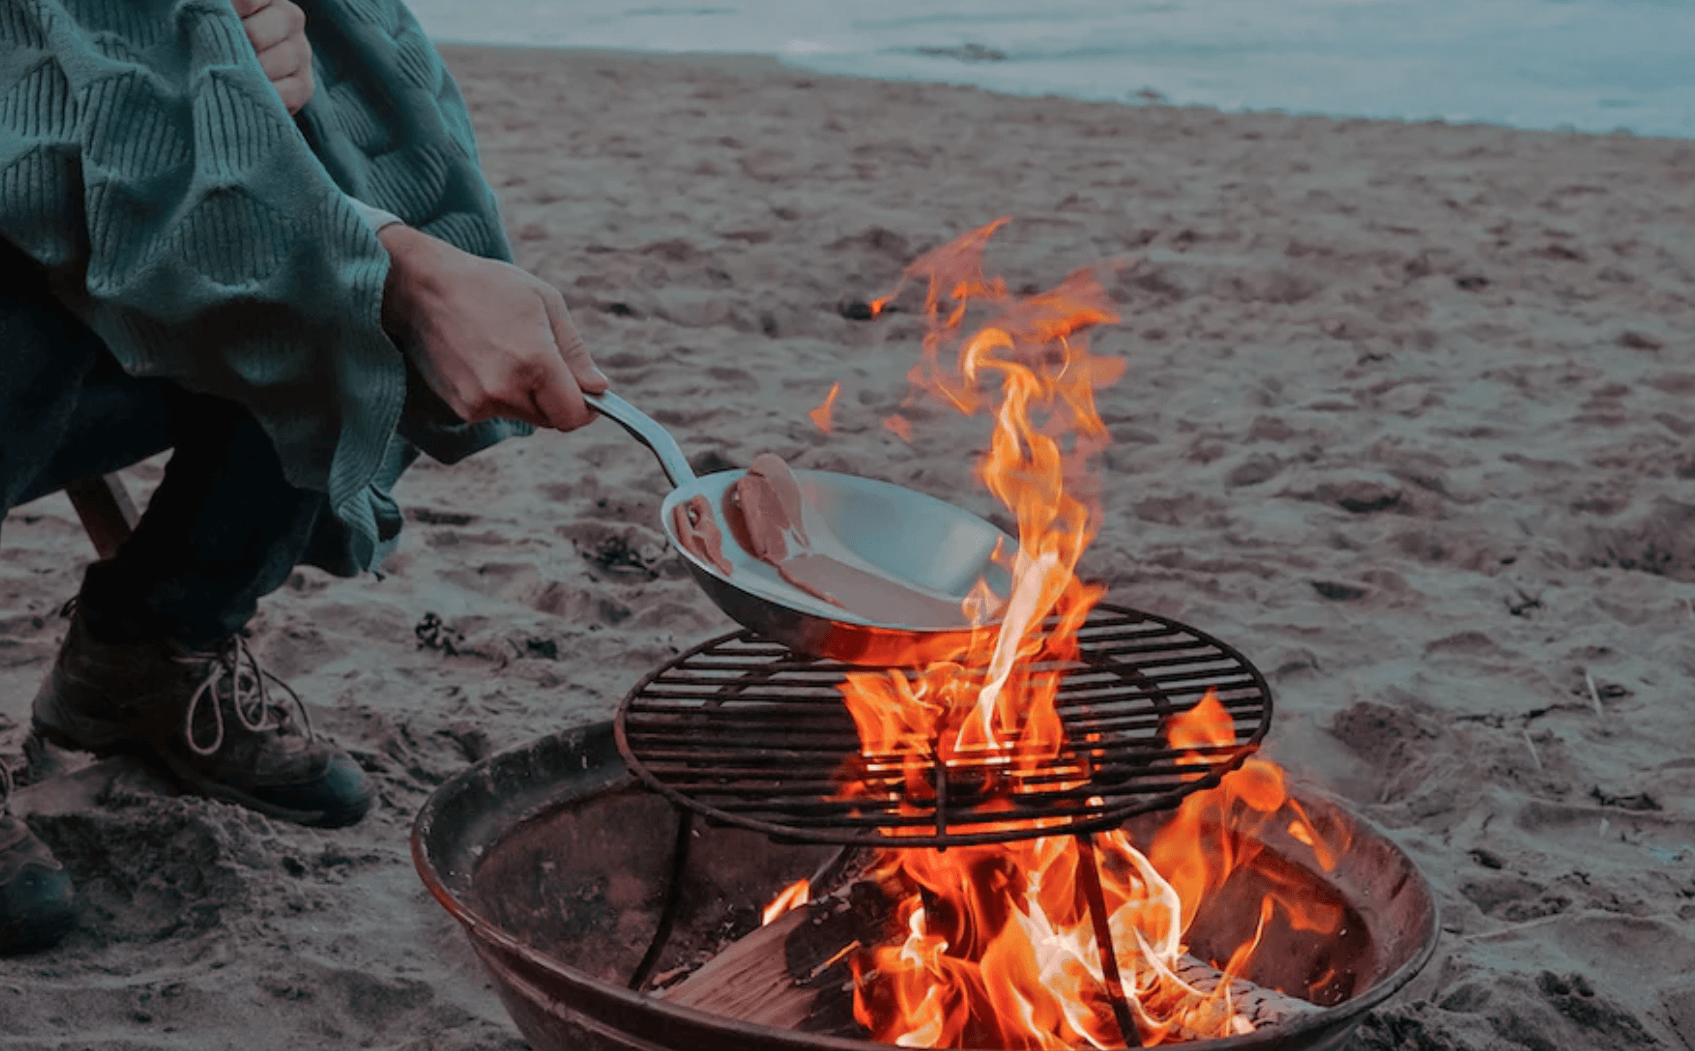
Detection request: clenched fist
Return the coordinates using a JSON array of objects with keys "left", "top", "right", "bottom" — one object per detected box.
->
[{"left": 232, "top": 0, "right": 314, "bottom": 115}]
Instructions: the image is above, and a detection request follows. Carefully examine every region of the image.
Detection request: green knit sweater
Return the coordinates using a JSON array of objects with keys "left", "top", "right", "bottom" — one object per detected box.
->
[{"left": 0, "top": 0, "right": 527, "bottom": 573}]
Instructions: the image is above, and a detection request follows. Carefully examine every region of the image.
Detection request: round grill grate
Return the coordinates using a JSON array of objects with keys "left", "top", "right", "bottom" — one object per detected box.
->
[{"left": 614, "top": 604, "right": 1273, "bottom": 848}]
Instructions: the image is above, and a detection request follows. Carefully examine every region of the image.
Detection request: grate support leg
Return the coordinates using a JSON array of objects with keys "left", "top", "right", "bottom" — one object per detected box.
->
[
  {"left": 1076, "top": 833, "right": 1143, "bottom": 1048},
  {"left": 932, "top": 754, "right": 948, "bottom": 851},
  {"left": 629, "top": 808, "right": 694, "bottom": 990}
]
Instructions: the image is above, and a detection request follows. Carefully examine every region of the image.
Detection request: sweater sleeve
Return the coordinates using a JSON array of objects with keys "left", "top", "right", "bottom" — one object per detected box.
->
[
  {"left": 1, "top": 0, "right": 529, "bottom": 571},
  {"left": 290, "top": 0, "right": 533, "bottom": 466},
  {"left": 0, "top": 0, "right": 412, "bottom": 568}
]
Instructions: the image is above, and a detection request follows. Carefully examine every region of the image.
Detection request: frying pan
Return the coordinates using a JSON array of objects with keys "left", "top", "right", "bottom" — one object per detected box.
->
[{"left": 586, "top": 391, "right": 1014, "bottom": 666}]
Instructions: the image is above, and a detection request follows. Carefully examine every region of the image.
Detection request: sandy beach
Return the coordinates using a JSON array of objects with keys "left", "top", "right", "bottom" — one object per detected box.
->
[{"left": 3, "top": 43, "right": 1694, "bottom": 1050}]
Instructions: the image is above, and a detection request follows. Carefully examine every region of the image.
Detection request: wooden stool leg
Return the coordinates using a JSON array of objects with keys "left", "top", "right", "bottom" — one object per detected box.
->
[{"left": 64, "top": 474, "right": 139, "bottom": 561}]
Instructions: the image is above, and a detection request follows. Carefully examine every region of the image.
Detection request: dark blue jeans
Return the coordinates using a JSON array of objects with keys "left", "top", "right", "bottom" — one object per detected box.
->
[{"left": 1, "top": 240, "right": 328, "bottom": 647}]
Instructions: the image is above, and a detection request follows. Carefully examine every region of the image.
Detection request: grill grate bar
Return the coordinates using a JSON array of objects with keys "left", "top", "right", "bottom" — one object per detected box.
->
[
  {"left": 693, "top": 794, "right": 1190, "bottom": 828},
  {"left": 622, "top": 728, "right": 1245, "bottom": 757},
  {"left": 632, "top": 773, "right": 1213, "bottom": 804},
  {"left": 627, "top": 739, "right": 1241, "bottom": 773},
  {"left": 635, "top": 640, "right": 1225, "bottom": 686},
  {"left": 620, "top": 702, "right": 1262, "bottom": 745},
  {"left": 626, "top": 673, "right": 1258, "bottom": 710}
]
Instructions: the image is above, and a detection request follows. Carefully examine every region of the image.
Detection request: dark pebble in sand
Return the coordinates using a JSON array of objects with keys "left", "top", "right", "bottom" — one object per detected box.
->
[
  {"left": 409, "top": 507, "right": 477, "bottom": 526},
  {"left": 1312, "top": 580, "right": 1368, "bottom": 601},
  {"left": 689, "top": 449, "right": 740, "bottom": 475},
  {"left": 1338, "top": 490, "right": 1402, "bottom": 514},
  {"left": 1589, "top": 786, "right": 1660, "bottom": 811},
  {"left": 522, "top": 637, "right": 561, "bottom": 660},
  {"left": 1225, "top": 456, "right": 1281, "bottom": 487},
  {"left": 1468, "top": 848, "right": 1506, "bottom": 869}
]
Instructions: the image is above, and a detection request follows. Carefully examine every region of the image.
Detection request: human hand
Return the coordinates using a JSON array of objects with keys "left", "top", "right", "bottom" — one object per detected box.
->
[
  {"left": 377, "top": 225, "right": 610, "bottom": 432},
  {"left": 231, "top": 0, "right": 314, "bottom": 115}
]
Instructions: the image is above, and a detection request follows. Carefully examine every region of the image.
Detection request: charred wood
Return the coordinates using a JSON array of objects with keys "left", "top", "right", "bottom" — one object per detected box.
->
[
  {"left": 661, "top": 850, "right": 1317, "bottom": 1045},
  {"left": 662, "top": 876, "right": 896, "bottom": 1038}
]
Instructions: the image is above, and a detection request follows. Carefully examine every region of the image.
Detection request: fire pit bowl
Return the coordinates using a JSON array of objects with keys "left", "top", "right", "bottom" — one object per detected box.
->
[{"left": 414, "top": 721, "right": 1439, "bottom": 1051}]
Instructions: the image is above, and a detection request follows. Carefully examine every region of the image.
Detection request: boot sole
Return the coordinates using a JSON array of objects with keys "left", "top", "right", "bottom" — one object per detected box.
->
[{"left": 27, "top": 724, "right": 366, "bottom": 829}]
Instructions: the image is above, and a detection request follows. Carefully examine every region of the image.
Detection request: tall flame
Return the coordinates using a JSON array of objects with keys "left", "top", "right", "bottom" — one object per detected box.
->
[
  {"left": 816, "top": 221, "right": 1345, "bottom": 1047},
  {"left": 841, "top": 218, "right": 1123, "bottom": 770}
]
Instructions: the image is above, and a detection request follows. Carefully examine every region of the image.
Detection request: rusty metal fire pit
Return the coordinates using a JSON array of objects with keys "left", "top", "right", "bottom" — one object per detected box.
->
[{"left": 413, "top": 717, "right": 1439, "bottom": 1051}]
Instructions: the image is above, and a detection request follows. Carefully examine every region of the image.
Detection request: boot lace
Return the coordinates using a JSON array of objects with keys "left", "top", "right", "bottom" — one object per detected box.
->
[
  {"left": 54, "top": 599, "right": 316, "bottom": 760},
  {"left": 178, "top": 635, "right": 315, "bottom": 758}
]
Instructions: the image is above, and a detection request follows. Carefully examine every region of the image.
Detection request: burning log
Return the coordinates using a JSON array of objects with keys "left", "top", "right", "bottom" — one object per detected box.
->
[
  {"left": 662, "top": 863, "right": 1317, "bottom": 1045},
  {"left": 1128, "top": 953, "right": 1320, "bottom": 1042},
  {"left": 1072, "top": 834, "right": 1318, "bottom": 1044},
  {"left": 663, "top": 876, "right": 898, "bottom": 1038}
]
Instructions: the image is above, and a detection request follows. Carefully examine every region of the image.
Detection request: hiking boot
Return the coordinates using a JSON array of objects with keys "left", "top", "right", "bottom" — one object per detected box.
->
[
  {"left": 0, "top": 760, "right": 76, "bottom": 955},
  {"left": 30, "top": 604, "right": 371, "bottom": 829}
]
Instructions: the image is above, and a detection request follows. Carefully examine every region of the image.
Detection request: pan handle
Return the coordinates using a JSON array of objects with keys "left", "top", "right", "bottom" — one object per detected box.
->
[{"left": 584, "top": 390, "right": 697, "bottom": 487}]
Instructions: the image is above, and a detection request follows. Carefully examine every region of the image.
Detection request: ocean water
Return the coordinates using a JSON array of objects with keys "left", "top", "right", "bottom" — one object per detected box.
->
[{"left": 405, "top": 0, "right": 1695, "bottom": 139}]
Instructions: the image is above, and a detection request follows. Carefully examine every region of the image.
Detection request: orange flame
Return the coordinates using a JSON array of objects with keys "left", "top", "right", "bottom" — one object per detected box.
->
[
  {"left": 810, "top": 381, "right": 842, "bottom": 433},
  {"left": 1151, "top": 693, "right": 1348, "bottom": 940},
  {"left": 845, "top": 699, "right": 1351, "bottom": 1048},
  {"left": 762, "top": 878, "right": 811, "bottom": 926},
  {"left": 820, "top": 221, "right": 1345, "bottom": 1047},
  {"left": 840, "top": 219, "right": 1119, "bottom": 799}
]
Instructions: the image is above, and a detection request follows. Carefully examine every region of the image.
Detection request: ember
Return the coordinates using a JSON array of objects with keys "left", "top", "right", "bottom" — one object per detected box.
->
[
  {"left": 810, "top": 381, "right": 842, "bottom": 433},
  {"left": 818, "top": 221, "right": 1346, "bottom": 1048}
]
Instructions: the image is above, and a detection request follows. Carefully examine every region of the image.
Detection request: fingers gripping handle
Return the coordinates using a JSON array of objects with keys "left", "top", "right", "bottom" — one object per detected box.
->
[{"left": 584, "top": 391, "right": 698, "bottom": 488}]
